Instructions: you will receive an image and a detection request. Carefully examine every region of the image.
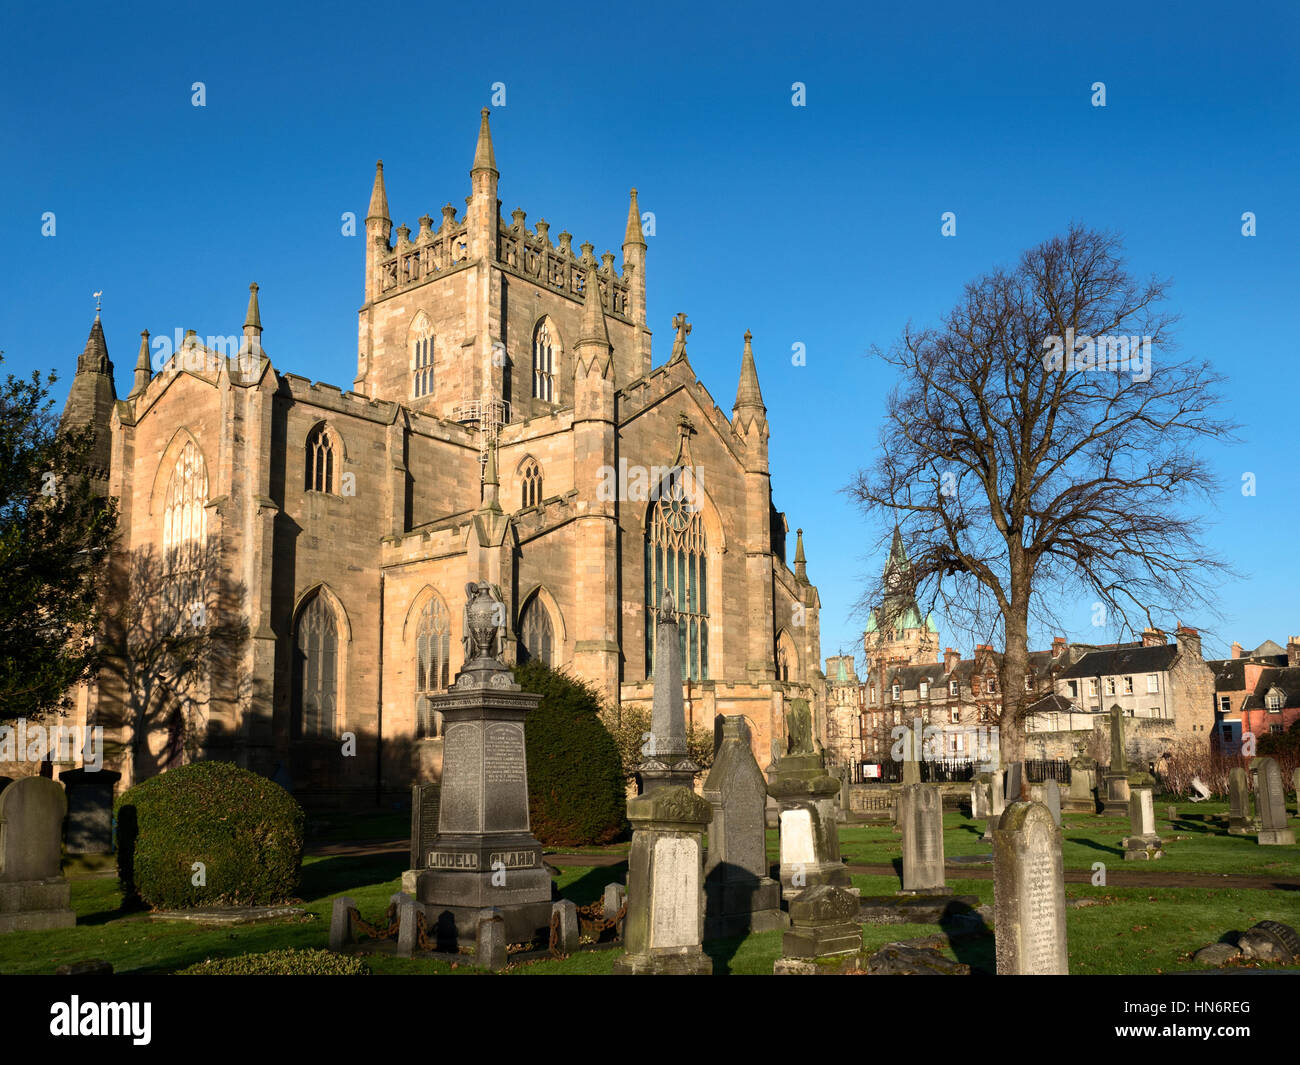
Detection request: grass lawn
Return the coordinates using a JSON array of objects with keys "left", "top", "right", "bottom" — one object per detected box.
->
[{"left": 1, "top": 801, "right": 1295, "bottom": 975}]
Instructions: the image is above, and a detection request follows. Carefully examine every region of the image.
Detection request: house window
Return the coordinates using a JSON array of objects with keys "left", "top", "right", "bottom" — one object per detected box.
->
[
  {"left": 987, "top": 676, "right": 998, "bottom": 694},
  {"left": 1067, "top": 680, "right": 1078, "bottom": 699},
  {"left": 892, "top": 683, "right": 900, "bottom": 700},
  {"left": 1271, "top": 724, "right": 1284, "bottom": 734},
  {"left": 1219, "top": 695, "right": 1230, "bottom": 714},
  {"left": 520, "top": 458, "right": 543, "bottom": 508},
  {"left": 1266, "top": 691, "right": 1283, "bottom": 712},
  {"left": 868, "top": 686, "right": 876, "bottom": 705},
  {"left": 919, "top": 681, "right": 929, "bottom": 699},
  {"left": 950, "top": 708, "right": 960, "bottom": 724},
  {"left": 949, "top": 680, "right": 958, "bottom": 697},
  {"left": 1088, "top": 678, "right": 1099, "bottom": 697},
  {"left": 305, "top": 424, "right": 336, "bottom": 493},
  {"left": 415, "top": 593, "right": 451, "bottom": 738},
  {"left": 519, "top": 595, "right": 555, "bottom": 667},
  {"left": 1024, "top": 675, "right": 1033, "bottom": 691},
  {"left": 1105, "top": 677, "right": 1116, "bottom": 695},
  {"left": 1147, "top": 674, "right": 1159, "bottom": 693},
  {"left": 1123, "top": 676, "right": 1134, "bottom": 694},
  {"left": 892, "top": 710, "right": 901, "bottom": 726},
  {"left": 645, "top": 472, "right": 708, "bottom": 681},
  {"left": 292, "top": 592, "right": 338, "bottom": 738},
  {"left": 532, "top": 320, "right": 555, "bottom": 402}
]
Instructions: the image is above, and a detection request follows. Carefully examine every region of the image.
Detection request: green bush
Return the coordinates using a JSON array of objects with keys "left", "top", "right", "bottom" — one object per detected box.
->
[
  {"left": 177, "top": 949, "right": 369, "bottom": 975},
  {"left": 513, "top": 660, "right": 629, "bottom": 846},
  {"left": 115, "top": 760, "right": 305, "bottom": 909}
]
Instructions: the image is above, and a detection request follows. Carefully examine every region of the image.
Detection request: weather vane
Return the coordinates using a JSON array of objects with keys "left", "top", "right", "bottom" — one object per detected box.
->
[{"left": 92, "top": 290, "right": 103, "bottom": 314}]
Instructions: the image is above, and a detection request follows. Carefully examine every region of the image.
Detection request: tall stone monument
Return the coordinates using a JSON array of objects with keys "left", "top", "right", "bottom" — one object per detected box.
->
[
  {"left": 1101, "top": 704, "right": 1131, "bottom": 816},
  {"left": 1251, "top": 757, "right": 1296, "bottom": 846},
  {"left": 613, "top": 785, "right": 713, "bottom": 974},
  {"left": 1227, "top": 766, "right": 1260, "bottom": 836},
  {"left": 0, "top": 777, "right": 77, "bottom": 934},
  {"left": 702, "top": 715, "right": 786, "bottom": 938},
  {"left": 768, "top": 698, "right": 852, "bottom": 899},
  {"left": 993, "top": 800, "right": 1069, "bottom": 975},
  {"left": 1123, "top": 781, "right": 1164, "bottom": 860},
  {"left": 413, "top": 582, "right": 553, "bottom": 949},
  {"left": 637, "top": 597, "right": 700, "bottom": 795},
  {"left": 898, "top": 784, "right": 948, "bottom": 895}
]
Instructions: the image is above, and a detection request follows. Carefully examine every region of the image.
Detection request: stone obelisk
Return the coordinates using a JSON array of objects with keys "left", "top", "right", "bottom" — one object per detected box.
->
[{"left": 637, "top": 596, "right": 699, "bottom": 794}]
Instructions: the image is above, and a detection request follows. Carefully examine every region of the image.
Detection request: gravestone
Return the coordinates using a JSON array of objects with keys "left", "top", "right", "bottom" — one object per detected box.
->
[
  {"left": 612, "top": 786, "right": 712, "bottom": 975},
  {"left": 1250, "top": 757, "right": 1296, "bottom": 845},
  {"left": 0, "top": 777, "right": 77, "bottom": 934},
  {"left": 408, "top": 781, "right": 441, "bottom": 873},
  {"left": 993, "top": 800, "right": 1069, "bottom": 974},
  {"left": 1227, "top": 767, "right": 1261, "bottom": 835},
  {"left": 1101, "top": 705, "right": 1131, "bottom": 816},
  {"left": 1042, "top": 779, "right": 1062, "bottom": 827},
  {"left": 1063, "top": 756, "right": 1097, "bottom": 814},
  {"left": 1005, "top": 762, "right": 1024, "bottom": 803},
  {"left": 836, "top": 764, "right": 852, "bottom": 823},
  {"left": 58, "top": 767, "right": 120, "bottom": 855},
  {"left": 637, "top": 597, "right": 699, "bottom": 794},
  {"left": 396, "top": 895, "right": 421, "bottom": 956},
  {"left": 768, "top": 699, "right": 852, "bottom": 900},
  {"left": 602, "top": 881, "right": 626, "bottom": 922},
  {"left": 328, "top": 895, "right": 356, "bottom": 950},
  {"left": 413, "top": 583, "right": 553, "bottom": 950},
  {"left": 971, "top": 774, "right": 991, "bottom": 819},
  {"left": 1123, "top": 784, "right": 1164, "bottom": 860},
  {"left": 773, "top": 885, "right": 864, "bottom": 975},
  {"left": 552, "top": 899, "right": 579, "bottom": 953},
  {"left": 703, "top": 715, "right": 786, "bottom": 937},
  {"left": 475, "top": 910, "right": 508, "bottom": 970},
  {"left": 898, "top": 784, "right": 948, "bottom": 895},
  {"left": 981, "top": 768, "right": 1006, "bottom": 842}
]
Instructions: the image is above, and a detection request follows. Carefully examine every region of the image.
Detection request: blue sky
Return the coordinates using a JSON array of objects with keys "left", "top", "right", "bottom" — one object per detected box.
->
[{"left": 2, "top": 0, "right": 1296, "bottom": 664}]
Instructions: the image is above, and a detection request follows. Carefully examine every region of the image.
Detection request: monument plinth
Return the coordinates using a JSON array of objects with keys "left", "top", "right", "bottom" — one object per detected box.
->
[{"left": 413, "top": 583, "right": 553, "bottom": 949}]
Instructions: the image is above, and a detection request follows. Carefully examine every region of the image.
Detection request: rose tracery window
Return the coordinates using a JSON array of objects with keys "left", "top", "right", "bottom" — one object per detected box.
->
[{"left": 644, "top": 471, "right": 708, "bottom": 681}]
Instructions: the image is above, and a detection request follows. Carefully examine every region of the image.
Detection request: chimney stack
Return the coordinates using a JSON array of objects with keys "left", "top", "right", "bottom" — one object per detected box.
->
[
  {"left": 1051, "top": 636, "right": 1067, "bottom": 659},
  {"left": 1141, "top": 627, "right": 1166, "bottom": 648},
  {"left": 1174, "top": 622, "right": 1202, "bottom": 662},
  {"left": 1288, "top": 636, "right": 1300, "bottom": 669},
  {"left": 1231, "top": 641, "right": 1243, "bottom": 660},
  {"left": 944, "top": 647, "right": 960, "bottom": 674}
]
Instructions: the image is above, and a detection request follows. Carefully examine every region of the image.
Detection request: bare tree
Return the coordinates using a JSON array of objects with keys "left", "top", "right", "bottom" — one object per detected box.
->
[{"left": 847, "top": 225, "right": 1236, "bottom": 770}]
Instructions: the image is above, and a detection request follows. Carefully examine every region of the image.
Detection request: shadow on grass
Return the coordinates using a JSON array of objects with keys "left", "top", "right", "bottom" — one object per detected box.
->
[
  {"left": 556, "top": 862, "right": 628, "bottom": 906},
  {"left": 938, "top": 901, "right": 995, "bottom": 974},
  {"left": 299, "top": 853, "right": 408, "bottom": 901},
  {"left": 1072, "top": 838, "right": 1124, "bottom": 859},
  {"left": 704, "top": 934, "right": 747, "bottom": 975}
]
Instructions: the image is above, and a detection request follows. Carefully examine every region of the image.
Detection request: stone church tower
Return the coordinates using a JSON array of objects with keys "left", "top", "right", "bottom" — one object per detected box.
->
[{"left": 52, "top": 111, "right": 824, "bottom": 806}]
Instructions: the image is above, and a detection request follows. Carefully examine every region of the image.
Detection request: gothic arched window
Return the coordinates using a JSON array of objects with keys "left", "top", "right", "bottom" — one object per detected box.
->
[
  {"left": 532, "top": 319, "right": 555, "bottom": 402},
  {"left": 162, "top": 440, "right": 208, "bottom": 615},
  {"left": 519, "top": 595, "right": 555, "bottom": 667},
  {"left": 415, "top": 593, "right": 451, "bottom": 738},
  {"left": 644, "top": 470, "right": 708, "bottom": 681},
  {"left": 305, "top": 424, "right": 336, "bottom": 493},
  {"left": 520, "top": 457, "right": 543, "bottom": 509},
  {"left": 411, "top": 315, "right": 434, "bottom": 398},
  {"left": 292, "top": 592, "right": 338, "bottom": 738},
  {"left": 777, "top": 631, "right": 796, "bottom": 683}
]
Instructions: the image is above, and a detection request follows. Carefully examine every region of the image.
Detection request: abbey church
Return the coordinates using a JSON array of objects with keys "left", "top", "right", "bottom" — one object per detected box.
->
[{"left": 50, "top": 110, "right": 825, "bottom": 806}]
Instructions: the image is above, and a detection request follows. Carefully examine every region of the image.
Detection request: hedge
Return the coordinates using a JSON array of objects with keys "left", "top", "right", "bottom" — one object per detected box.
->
[
  {"left": 177, "top": 949, "right": 369, "bottom": 975},
  {"left": 115, "top": 760, "right": 305, "bottom": 909}
]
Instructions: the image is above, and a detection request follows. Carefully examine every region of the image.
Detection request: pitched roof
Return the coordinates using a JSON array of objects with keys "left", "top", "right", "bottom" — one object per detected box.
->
[
  {"left": 1058, "top": 643, "right": 1178, "bottom": 680},
  {"left": 1242, "top": 667, "right": 1300, "bottom": 712}
]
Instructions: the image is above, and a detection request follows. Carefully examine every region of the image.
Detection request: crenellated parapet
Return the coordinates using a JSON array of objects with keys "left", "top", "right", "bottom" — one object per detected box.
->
[
  {"left": 374, "top": 204, "right": 472, "bottom": 296},
  {"left": 497, "top": 212, "right": 635, "bottom": 320}
]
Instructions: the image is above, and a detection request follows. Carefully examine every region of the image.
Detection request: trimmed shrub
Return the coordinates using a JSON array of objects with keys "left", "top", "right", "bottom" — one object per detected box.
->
[
  {"left": 177, "top": 949, "right": 369, "bottom": 975},
  {"left": 600, "top": 700, "right": 715, "bottom": 783},
  {"left": 513, "top": 660, "right": 629, "bottom": 846},
  {"left": 115, "top": 760, "right": 304, "bottom": 909}
]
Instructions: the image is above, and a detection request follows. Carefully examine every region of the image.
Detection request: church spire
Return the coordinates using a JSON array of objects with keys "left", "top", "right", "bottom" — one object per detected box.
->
[
  {"left": 733, "top": 329, "right": 765, "bottom": 413},
  {"left": 78, "top": 312, "right": 111, "bottom": 376},
  {"left": 244, "top": 282, "right": 262, "bottom": 331},
  {"left": 624, "top": 187, "right": 645, "bottom": 246},
  {"left": 61, "top": 305, "right": 117, "bottom": 487},
  {"left": 366, "top": 160, "right": 389, "bottom": 222},
  {"left": 579, "top": 258, "right": 610, "bottom": 348},
  {"left": 471, "top": 107, "right": 497, "bottom": 174},
  {"left": 794, "top": 528, "right": 808, "bottom": 583},
  {"left": 130, "top": 330, "right": 151, "bottom": 397}
]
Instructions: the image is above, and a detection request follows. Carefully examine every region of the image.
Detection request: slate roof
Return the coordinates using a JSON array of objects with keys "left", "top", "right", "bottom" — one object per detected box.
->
[
  {"left": 1057, "top": 643, "right": 1179, "bottom": 680},
  {"left": 1242, "top": 667, "right": 1300, "bottom": 712},
  {"left": 1206, "top": 656, "right": 1288, "bottom": 692}
]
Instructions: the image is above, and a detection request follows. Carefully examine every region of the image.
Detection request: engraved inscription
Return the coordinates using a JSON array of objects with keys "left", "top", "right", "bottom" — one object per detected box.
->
[
  {"left": 428, "top": 850, "right": 479, "bottom": 869},
  {"left": 649, "top": 836, "right": 699, "bottom": 948},
  {"left": 780, "top": 809, "right": 816, "bottom": 866},
  {"left": 1021, "top": 820, "right": 1061, "bottom": 974},
  {"left": 483, "top": 722, "right": 529, "bottom": 832},
  {"left": 489, "top": 850, "right": 537, "bottom": 869}
]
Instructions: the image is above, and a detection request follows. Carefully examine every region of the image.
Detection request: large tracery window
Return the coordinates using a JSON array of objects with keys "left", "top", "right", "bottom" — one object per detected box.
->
[
  {"left": 411, "top": 316, "right": 434, "bottom": 399},
  {"left": 415, "top": 593, "right": 451, "bottom": 738},
  {"left": 644, "top": 471, "right": 708, "bottom": 681},
  {"left": 518, "top": 595, "right": 554, "bottom": 667},
  {"left": 292, "top": 592, "right": 338, "bottom": 738},
  {"left": 520, "top": 457, "right": 542, "bottom": 509},
  {"left": 162, "top": 440, "right": 209, "bottom": 614},
  {"left": 532, "top": 320, "right": 555, "bottom": 402},
  {"left": 305, "top": 424, "right": 336, "bottom": 493}
]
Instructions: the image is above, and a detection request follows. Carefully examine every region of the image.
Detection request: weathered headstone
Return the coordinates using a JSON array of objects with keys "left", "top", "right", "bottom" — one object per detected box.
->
[
  {"left": 413, "top": 583, "right": 553, "bottom": 950},
  {"left": 1251, "top": 757, "right": 1296, "bottom": 845},
  {"left": 408, "top": 781, "right": 441, "bottom": 873},
  {"left": 475, "top": 910, "right": 508, "bottom": 970},
  {"left": 0, "top": 777, "right": 77, "bottom": 934},
  {"left": 1238, "top": 919, "right": 1300, "bottom": 964},
  {"left": 981, "top": 768, "right": 1006, "bottom": 842},
  {"left": 773, "top": 885, "right": 864, "bottom": 975},
  {"left": 396, "top": 895, "right": 421, "bottom": 956},
  {"left": 768, "top": 699, "right": 852, "bottom": 900},
  {"left": 1101, "top": 705, "right": 1131, "bottom": 816},
  {"left": 602, "top": 881, "right": 626, "bottom": 922},
  {"left": 703, "top": 715, "right": 786, "bottom": 937},
  {"left": 1043, "top": 779, "right": 1062, "bottom": 827},
  {"left": 971, "top": 774, "right": 991, "bottom": 819},
  {"left": 612, "top": 786, "right": 712, "bottom": 975},
  {"left": 58, "top": 767, "right": 120, "bottom": 855},
  {"left": 637, "top": 597, "right": 699, "bottom": 794},
  {"left": 328, "top": 895, "right": 356, "bottom": 950},
  {"left": 552, "top": 899, "right": 579, "bottom": 953},
  {"left": 1227, "top": 767, "right": 1260, "bottom": 836},
  {"left": 1123, "top": 784, "right": 1164, "bottom": 860},
  {"left": 1005, "top": 762, "right": 1024, "bottom": 803},
  {"left": 1063, "top": 756, "right": 1097, "bottom": 814},
  {"left": 993, "top": 800, "right": 1069, "bottom": 975},
  {"left": 898, "top": 784, "right": 947, "bottom": 895}
]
